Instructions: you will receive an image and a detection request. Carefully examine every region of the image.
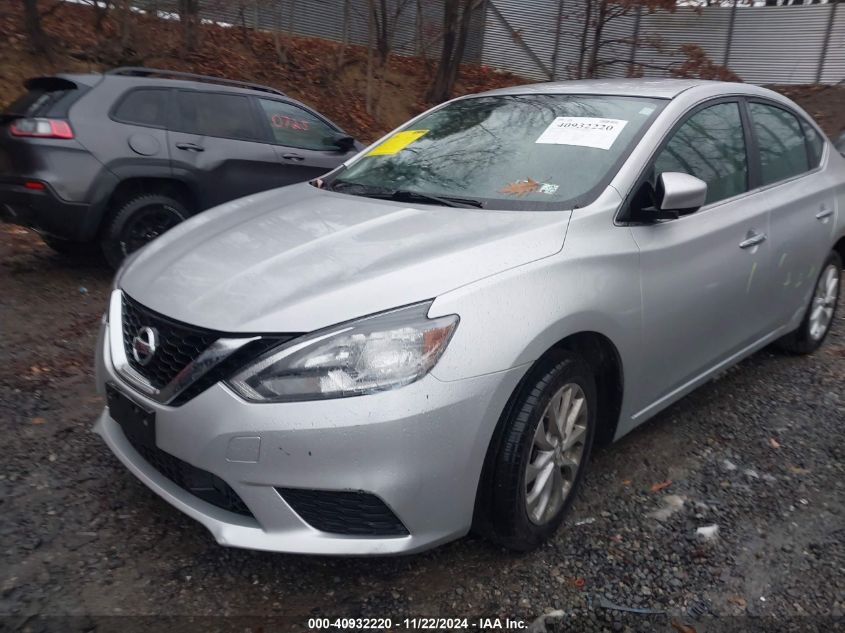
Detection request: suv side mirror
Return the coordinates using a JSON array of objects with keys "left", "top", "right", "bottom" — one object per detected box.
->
[
  {"left": 650, "top": 172, "right": 708, "bottom": 220},
  {"left": 329, "top": 133, "right": 356, "bottom": 152}
]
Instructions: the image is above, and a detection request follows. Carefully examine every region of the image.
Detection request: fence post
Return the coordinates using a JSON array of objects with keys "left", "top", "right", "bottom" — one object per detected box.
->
[
  {"left": 628, "top": 5, "right": 642, "bottom": 77},
  {"left": 723, "top": 0, "right": 738, "bottom": 68},
  {"left": 816, "top": 2, "right": 837, "bottom": 84}
]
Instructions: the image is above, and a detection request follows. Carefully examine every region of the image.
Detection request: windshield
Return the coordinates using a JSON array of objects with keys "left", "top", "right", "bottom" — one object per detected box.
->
[{"left": 330, "top": 94, "right": 665, "bottom": 210}]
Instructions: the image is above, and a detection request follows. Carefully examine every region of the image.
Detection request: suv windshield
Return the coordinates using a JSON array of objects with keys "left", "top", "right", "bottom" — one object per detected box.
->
[{"left": 330, "top": 94, "right": 665, "bottom": 210}]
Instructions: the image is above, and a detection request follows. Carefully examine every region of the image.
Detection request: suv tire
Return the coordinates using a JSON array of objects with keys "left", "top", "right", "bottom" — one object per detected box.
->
[
  {"left": 487, "top": 351, "right": 596, "bottom": 551},
  {"left": 776, "top": 251, "right": 841, "bottom": 355},
  {"left": 101, "top": 193, "right": 189, "bottom": 268}
]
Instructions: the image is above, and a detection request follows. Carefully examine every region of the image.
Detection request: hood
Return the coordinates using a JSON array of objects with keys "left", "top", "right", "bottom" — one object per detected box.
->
[{"left": 119, "top": 184, "right": 571, "bottom": 332}]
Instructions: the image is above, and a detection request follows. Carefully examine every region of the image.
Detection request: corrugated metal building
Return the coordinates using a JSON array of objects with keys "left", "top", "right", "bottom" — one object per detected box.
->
[
  {"left": 136, "top": 0, "right": 842, "bottom": 85},
  {"left": 480, "top": 0, "right": 843, "bottom": 85}
]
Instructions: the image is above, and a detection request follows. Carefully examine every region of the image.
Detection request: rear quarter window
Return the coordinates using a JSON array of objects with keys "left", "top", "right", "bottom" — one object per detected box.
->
[
  {"left": 112, "top": 89, "right": 170, "bottom": 127},
  {"left": 749, "top": 102, "right": 810, "bottom": 185}
]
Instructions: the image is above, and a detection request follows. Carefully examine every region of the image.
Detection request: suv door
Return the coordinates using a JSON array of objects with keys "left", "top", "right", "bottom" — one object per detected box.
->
[
  {"left": 168, "top": 90, "right": 280, "bottom": 209},
  {"left": 255, "top": 98, "right": 358, "bottom": 185},
  {"left": 745, "top": 101, "right": 837, "bottom": 329},
  {"left": 626, "top": 100, "right": 774, "bottom": 417}
]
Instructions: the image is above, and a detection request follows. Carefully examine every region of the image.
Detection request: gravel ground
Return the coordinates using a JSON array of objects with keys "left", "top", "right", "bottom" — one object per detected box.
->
[{"left": 1, "top": 224, "right": 843, "bottom": 633}]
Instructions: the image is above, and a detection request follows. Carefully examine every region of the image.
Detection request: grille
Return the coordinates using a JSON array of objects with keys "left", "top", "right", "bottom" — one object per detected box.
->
[
  {"left": 278, "top": 488, "right": 408, "bottom": 536},
  {"left": 123, "top": 431, "right": 253, "bottom": 518},
  {"left": 121, "top": 294, "right": 218, "bottom": 389}
]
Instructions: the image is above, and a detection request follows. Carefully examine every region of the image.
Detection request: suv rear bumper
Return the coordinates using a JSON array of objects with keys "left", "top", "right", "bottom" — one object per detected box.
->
[{"left": 0, "top": 180, "right": 95, "bottom": 241}]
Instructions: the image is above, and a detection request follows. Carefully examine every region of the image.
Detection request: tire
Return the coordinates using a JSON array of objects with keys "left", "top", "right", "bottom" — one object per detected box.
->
[
  {"left": 776, "top": 251, "right": 841, "bottom": 355},
  {"left": 101, "top": 194, "right": 189, "bottom": 268},
  {"left": 40, "top": 235, "right": 98, "bottom": 257},
  {"left": 486, "top": 350, "right": 597, "bottom": 551}
]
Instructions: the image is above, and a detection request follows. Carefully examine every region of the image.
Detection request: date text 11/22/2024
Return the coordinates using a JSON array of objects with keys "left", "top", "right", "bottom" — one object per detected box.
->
[{"left": 307, "top": 617, "right": 530, "bottom": 630}]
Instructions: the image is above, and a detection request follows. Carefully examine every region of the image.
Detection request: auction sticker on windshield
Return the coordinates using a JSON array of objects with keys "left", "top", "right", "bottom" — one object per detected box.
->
[
  {"left": 367, "top": 129, "right": 429, "bottom": 156},
  {"left": 536, "top": 117, "right": 628, "bottom": 150}
]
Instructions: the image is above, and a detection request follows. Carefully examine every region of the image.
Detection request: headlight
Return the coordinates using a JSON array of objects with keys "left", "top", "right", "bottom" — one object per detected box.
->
[{"left": 227, "top": 302, "right": 458, "bottom": 402}]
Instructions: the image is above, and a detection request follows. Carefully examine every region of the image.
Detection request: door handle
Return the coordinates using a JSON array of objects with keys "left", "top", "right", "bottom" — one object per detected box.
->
[
  {"left": 815, "top": 207, "right": 833, "bottom": 220},
  {"left": 175, "top": 142, "right": 205, "bottom": 152},
  {"left": 739, "top": 232, "right": 767, "bottom": 249},
  {"left": 281, "top": 153, "right": 305, "bottom": 161}
]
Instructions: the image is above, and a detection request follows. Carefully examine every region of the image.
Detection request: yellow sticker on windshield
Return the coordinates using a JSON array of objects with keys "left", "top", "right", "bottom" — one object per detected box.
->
[{"left": 367, "top": 129, "right": 429, "bottom": 156}]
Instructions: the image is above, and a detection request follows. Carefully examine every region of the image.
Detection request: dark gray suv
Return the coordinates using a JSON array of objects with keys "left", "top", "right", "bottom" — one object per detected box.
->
[{"left": 0, "top": 67, "right": 359, "bottom": 266}]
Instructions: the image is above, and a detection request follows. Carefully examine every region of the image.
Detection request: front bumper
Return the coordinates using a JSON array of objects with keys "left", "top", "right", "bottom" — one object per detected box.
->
[{"left": 94, "top": 320, "right": 524, "bottom": 555}]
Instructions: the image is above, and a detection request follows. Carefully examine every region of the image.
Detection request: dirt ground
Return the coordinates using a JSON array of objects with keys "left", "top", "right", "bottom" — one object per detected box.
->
[{"left": 1, "top": 225, "right": 843, "bottom": 632}]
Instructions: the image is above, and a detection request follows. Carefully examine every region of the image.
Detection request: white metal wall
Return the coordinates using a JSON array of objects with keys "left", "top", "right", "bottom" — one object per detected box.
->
[
  {"left": 481, "top": 0, "right": 844, "bottom": 85},
  {"left": 134, "top": 0, "right": 486, "bottom": 62}
]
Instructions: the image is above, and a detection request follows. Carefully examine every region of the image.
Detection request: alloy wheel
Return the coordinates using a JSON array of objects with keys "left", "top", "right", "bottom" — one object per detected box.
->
[
  {"left": 525, "top": 383, "right": 588, "bottom": 525},
  {"left": 809, "top": 264, "right": 839, "bottom": 341}
]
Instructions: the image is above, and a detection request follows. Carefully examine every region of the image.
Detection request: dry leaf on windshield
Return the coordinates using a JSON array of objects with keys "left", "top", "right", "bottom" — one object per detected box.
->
[
  {"left": 650, "top": 480, "right": 672, "bottom": 492},
  {"left": 499, "top": 178, "right": 540, "bottom": 196}
]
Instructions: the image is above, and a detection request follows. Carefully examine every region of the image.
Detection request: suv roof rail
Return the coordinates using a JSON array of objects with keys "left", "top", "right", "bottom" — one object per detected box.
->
[{"left": 106, "top": 67, "right": 285, "bottom": 96}]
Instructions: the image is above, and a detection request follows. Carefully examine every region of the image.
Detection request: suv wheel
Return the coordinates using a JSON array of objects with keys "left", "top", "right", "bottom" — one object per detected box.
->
[
  {"left": 101, "top": 194, "right": 188, "bottom": 268},
  {"left": 776, "top": 251, "right": 841, "bottom": 354},
  {"left": 487, "top": 351, "right": 596, "bottom": 551}
]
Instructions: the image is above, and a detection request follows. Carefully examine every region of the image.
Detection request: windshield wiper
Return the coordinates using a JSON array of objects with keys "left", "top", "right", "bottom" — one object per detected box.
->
[
  {"left": 326, "top": 181, "right": 483, "bottom": 208},
  {"left": 386, "top": 190, "right": 484, "bottom": 209}
]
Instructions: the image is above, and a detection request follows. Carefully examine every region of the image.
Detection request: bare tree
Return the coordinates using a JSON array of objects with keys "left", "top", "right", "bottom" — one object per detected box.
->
[
  {"left": 427, "top": 0, "right": 481, "bottom": 103},
  {"left": 22, "top": 0, "right": 49, "bottom": 54},
  {"left": 572, "top": 0, "right": 678, "bottom": 79}
]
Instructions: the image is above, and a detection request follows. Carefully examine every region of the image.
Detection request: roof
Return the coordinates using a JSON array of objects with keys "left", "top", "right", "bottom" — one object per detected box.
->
[{"left": 476, "top": 78, "right": 729, "bottom": 99}]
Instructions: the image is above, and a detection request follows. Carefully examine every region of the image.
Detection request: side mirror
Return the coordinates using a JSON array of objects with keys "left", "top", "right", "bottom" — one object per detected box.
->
[
  {"left": 329, "top": 133, "right": 356, "bottom": 152},
  {"left": 652, "top": 172, "right": 708, "bottom": 220}
]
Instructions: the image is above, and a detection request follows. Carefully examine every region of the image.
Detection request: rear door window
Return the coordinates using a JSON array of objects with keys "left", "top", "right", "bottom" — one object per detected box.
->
[
  {"left": 653, "top": 101, "right": 748, "bottom": 205},
  {"left": 748, "top": 102, "right": 810, "bottom": 185},
  {"left": 174, "top": 91, "right": 261, "bottom": 141},
  {"left": 257, "top": 98, "right": 339, "bottom": 150},
  {"left": 113, "top": 89, "right": 169, "bottom": 127}
]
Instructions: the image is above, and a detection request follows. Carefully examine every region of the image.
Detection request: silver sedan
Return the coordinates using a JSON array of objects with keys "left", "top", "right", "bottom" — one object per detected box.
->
[{"left": 94, "top": 79, "right": 844, "bottom": 554}]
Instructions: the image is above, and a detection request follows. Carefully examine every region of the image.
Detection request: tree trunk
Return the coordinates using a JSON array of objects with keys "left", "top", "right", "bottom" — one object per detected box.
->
[
  {"left": 366, "top": 0, "right": 376, "bottom": 113},
  {"left": 22, "top": 0, "right": 49, "bottom": 54},
  {"left": 178, "top": 0, "right": 200, "bottom": 53},
  {"left": 445, "top": 0, "right": 474, "bottom": 93},
  {"left": 273, "top": 0, "right": 289, "bottom": 64},
  {"left": 336, "top": 0, "right": 351, "bottom": 70},
  {"left": 427, "top": 0, "right": 468, "bottom": 103},
  {"left": 118, "top": 0, "right": 132, "bottom": 53},
  {"left": 577, "top": 0, "right": 593, "bottom": 79},
  {"left": 587, "top": 0, "right": 607, "bottom": 78},
  {"left": 94, "top": 0, "right": 111, "bottom": 33}
]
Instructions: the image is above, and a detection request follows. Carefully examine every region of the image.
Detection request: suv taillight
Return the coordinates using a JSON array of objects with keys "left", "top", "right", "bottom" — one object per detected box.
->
[{"left": 9, "top": 118, "right": 74, "bottom": 139}]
